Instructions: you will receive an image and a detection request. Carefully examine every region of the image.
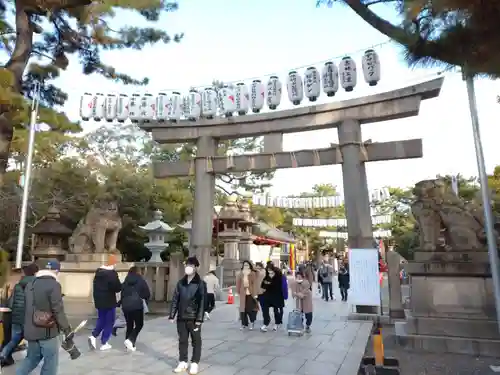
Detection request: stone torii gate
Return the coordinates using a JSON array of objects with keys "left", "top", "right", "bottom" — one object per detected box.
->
[{"left": 140, "top": 77, "right": 444, "bottom": 277}]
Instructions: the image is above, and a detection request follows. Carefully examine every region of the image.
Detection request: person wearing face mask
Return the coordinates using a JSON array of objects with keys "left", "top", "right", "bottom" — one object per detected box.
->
[
  {"left": 291, "top": 271, "right": 313, "bottom": 333},
  {"left": 169, "top": 256, "right": 207, "bottom": 375},
  {"left": 260, "top": 266, "right": 285, "bottom": 332},
  {"left": 235, "top": 261, "right": 259, "bottom": 330}
]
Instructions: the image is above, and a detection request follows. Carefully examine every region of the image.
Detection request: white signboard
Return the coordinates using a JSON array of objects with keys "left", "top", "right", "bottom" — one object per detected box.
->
[{"left": 348, "top": 248, "right": 381, "bottom": 307}]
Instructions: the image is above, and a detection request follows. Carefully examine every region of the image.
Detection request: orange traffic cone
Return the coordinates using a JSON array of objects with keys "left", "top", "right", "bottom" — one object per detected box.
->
[{"left": 227, "top": 289, "right": 234, "bottom": 305}]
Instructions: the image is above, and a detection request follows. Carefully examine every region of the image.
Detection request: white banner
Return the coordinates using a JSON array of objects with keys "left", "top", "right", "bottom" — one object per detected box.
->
[
  {"left": 293, "top": 216, "right": 391, "bottom": 227},
  {"left": 318, "top": 230, "right": 392, "bottom": 238},
  {"left": 348, "top": 248, "right": 381, "bottom": 307}
]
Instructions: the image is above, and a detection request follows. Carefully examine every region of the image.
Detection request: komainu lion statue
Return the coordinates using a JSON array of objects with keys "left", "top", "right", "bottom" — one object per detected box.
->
[
  {"left": 69, "top": 201, "right": 122, "bottom": 253},
  {"left": 411, "top": 179, "right": 490, "bottom": 251}
]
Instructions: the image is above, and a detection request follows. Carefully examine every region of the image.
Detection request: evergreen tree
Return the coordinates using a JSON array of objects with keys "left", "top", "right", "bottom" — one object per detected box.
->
[{"left": 0, "top": 0, "right": 183, "bottom": 186}]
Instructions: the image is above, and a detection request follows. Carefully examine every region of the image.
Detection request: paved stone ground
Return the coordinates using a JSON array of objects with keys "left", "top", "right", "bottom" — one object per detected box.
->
[{"left": 5, "top": 284, "right": 371, "bottom": 375}]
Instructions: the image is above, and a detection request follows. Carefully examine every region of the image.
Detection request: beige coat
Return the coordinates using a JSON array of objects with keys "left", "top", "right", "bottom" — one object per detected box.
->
[
  {"left": 291, "top": 280, "right": 313, "bottom": 313},
  {"left": 236, "top": 270, "right": 259, "bottom": 313}
]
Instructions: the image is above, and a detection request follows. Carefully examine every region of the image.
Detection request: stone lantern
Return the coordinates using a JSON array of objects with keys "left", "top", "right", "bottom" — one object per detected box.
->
[
  {"left": 139, "top": 209, "right": 173, "bottom": 262},
  {"left": 219, "top": 197, "right": 243, "bottom": 286},
  {"left": 238, "top": 201, "right": 254, "bottom": 261},
  {"left": 32, "top": 206, "right": 72, "bottom": 261}
]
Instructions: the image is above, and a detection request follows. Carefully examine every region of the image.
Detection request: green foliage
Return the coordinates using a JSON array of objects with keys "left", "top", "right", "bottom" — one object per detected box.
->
[
  {"left": 332, "top": 0, "right": 500, "bottom": 76},
  {"left": 0, "top": 0, "right": 183, "bottom": 184}
]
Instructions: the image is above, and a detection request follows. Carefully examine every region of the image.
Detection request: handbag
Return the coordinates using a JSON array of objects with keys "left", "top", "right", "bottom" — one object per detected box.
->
[{"left": 31, "top": 281, "right": 56, "bottom": 328}]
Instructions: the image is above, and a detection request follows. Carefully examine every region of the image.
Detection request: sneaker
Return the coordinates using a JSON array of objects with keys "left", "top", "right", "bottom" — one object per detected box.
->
[
  {"left": 124, "top": 339, "right": 136, "bottom": 352},
  {"left": 305, "top": 326, "right": 311, "bottom": 333},
  {"left": 249, "top": 322, "right": 254, "bottom": 331},
  {"left": 272, "top": 324, "right": 281, "bottom": 331},
  {"left": 174, "top": 361, "right": 188, "bottom": 373},
  {"left": 260, "top": 325, "right": 268, "bottom": 332},
  {"left": 332, "top": 295, "right": 337, "bottom": 301},
  {"left": 88, "top": 336, "right": 97, "bottom": 350},
  {"left": 189, "top": 362, "right": 199, "bottom": 374},
  {"left": 100, "top": 343, "right": 112, "bottom": 351},
  {"left": 204, "top": 312, "right": 210, "bottom": 320},
  {"left": 240, "top": 325, "right": 247, "bottom": 330}
]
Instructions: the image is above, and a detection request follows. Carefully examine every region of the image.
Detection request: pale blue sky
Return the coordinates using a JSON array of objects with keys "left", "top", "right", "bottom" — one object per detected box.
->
[{"left": 6, "top": 0, "right": 500, "bottom": 196}]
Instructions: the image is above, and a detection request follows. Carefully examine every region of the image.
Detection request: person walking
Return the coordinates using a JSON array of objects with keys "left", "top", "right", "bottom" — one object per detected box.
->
[
  {"left": 169, "top": 256, "right": 206, "bottom": 375},
  {"left": 16, "top": 259, "right": 71, "bottom": 375},
  {"left": 235, "top": 261, "right": 259, "bottom": 330},
  {"left": 318, "top": 258, "right": 335, "bottom": 301},
  {"left": 0, "top": 263, "right": 38, "bottom": 365},
  {"left": 88, "top": 254, "right": 122, "bottom": 351},
  {"left": 203, "top": 270, "right": 219, "bottom": 320},
  {"left": 254, "top": 262, "right": 266, "bottom": 312},
  {"left": 120, "top": 266, "right": 150, "bottom": 351},
  {"left": 338, "top": 260, "right": 350, "bottom": 302},
  {"left": 260, "top": 266, "right": 285, "bottom": 332},
  {"left": 291, "top": 271, "right": 313, "bottom": 333}
]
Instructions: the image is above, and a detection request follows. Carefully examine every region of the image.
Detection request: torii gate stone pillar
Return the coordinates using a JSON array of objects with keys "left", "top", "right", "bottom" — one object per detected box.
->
[{"left": 140, "top": 78, "right": 445, "bottom": 297}]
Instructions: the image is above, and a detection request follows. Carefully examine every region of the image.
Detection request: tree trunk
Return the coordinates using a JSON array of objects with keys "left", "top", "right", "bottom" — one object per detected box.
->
[{"left": 0, "top": 1, "right": 35, "bottom": 187}]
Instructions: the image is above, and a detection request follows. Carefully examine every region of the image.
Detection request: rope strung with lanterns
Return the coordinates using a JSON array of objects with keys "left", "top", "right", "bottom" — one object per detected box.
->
[{"left": 79, "top": 44, "right": 384, "bottom": 124}]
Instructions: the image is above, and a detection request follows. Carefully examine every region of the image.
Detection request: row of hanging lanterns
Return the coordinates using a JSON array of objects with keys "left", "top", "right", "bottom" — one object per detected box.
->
[{"left": 79, "top": 49, "right": 381, "bottom": 122}]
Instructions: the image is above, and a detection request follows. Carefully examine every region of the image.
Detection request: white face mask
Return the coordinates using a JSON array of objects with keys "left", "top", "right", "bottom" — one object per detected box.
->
[
  {"left": 268, "top": 272, "right": 275, "bottom": 278},
  {"left": 296, "top": 279, "right": 303, "bottom": 283},
  {"left": 185, "top": 266, "right": 194, "bottom": 276}
]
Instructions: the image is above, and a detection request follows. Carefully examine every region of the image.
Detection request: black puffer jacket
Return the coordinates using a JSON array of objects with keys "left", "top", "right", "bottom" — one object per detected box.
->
[
  {"left": 121, "top": 272, "right": 151, "bottom": 312},
  {"left": 169, "top": 273, "right": 206, "bottom": 322},
  {"left": 92, "top": 266, "right": 122, "bottom": 310},
  {"left": 10, "top": 275, "right": 35, "bottom": 325}
]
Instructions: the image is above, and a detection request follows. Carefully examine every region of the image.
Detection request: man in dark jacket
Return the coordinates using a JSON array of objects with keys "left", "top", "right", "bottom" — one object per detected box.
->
[
  {"left": 88, "top": 254, "right": 122, "bottom": 351},
  {"left": 121, "top": 266, "right": 150, "bottom": 351},
  {"left": 16, "top": 259, "right": 71, "bottom": 375},
  {"left": 169, "top": 256, "right": 206, "bottom": 375},
  {"left": 0, "top": 263, "right": 38, "bottom": 364}
]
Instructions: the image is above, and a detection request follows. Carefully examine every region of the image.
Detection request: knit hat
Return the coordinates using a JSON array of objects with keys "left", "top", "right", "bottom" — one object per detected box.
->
[
  {"left": 38, "top": 259, "right": 61, "bottom": 272},
  {"left": 106, "top": 253, "right": 118, "bottom": 266}
]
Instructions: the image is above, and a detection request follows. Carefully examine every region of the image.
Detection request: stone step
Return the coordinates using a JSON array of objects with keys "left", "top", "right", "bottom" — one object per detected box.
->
[{"left": 395, "top": 332, "right": 500, "bottom": 357}]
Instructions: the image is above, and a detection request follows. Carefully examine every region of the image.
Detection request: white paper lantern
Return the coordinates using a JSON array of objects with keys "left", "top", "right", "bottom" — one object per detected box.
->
[
  {"left": 266, "top": 76, "right": 282, "bottom": 110},
  {"left": 188, "top": 90, "right": 202, "bottom": 121},
  {"left": 218, "top": 85, "right": 236, "bottom": 117},
  {"left": 339, "top": 56, "right": 357, "bottom": 92},
  {"left": 116, "top": 94, "right": 129, "bottom": 123},
  {"left": 92, "top": 93, "right": 106, "bottom": 121},
  {"left": 168, "top": 91, "right": 182, "bottom": 122},
  {"left": 79, "top": 93, "right": 94, "bottom": 121},
  {"left": 304, "top": 67, "right": 321, "bottom": 102},
  {"left": 202, "top": 87, "right": 217, "bottom": 119},
  {"left": 322, "top": 62, "right": 339, "bottom": 97},
  {"left": 250, "top": 80, "right": 265, "bottom": 113},
  {"left": 104, "top": 94, "right": 117, "bottom": 122},
  {"left": 286, "top": 71, "right": 304, "bottom": 105},
  {"left": 140, "top": 93, "right": 156, "bottom": 122},
  {"left": 362, "top": 49, "right": 381, "bottom": 86},
  {"left": 181, "top": 95, "right": 190, "bottom": 119},
  {"left": 129, "top": 93, "right": 141, "bottom": 123},
  {"left": 235, "top": 83, "right": 249, "bottom": 116},
  {"left": 155, "top": 92, "right": 169, "bottom": 122}
]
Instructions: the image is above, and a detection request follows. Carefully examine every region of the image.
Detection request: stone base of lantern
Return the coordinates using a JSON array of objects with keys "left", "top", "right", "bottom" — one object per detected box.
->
[
  {"left": 32, "top": 247, "right": 67, "bottom": 262},
  {"left": 222, "top": 258, "right": 241, "bottom": 287},
  {"left": 59, "top": 253, "right": 132, "bottom": 299}
]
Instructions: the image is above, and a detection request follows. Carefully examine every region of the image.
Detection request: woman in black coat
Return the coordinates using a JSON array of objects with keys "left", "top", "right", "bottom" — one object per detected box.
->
[
  {"left": 260, "top": 266, "right": 285, "bottom": 331},
  {"left": 338, "top": 261, "right": 350, "bottom": 302},
  {"left": 120, "top": 266, "right": 151, "bottom": 351}
]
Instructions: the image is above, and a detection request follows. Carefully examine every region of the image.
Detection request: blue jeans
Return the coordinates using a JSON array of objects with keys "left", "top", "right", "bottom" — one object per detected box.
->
[
  {"left": 1, "top": 323, "right": 23, "bottom": 358},
  {"left": 16, "top": 336, "right": 59, "bottom": 375}
]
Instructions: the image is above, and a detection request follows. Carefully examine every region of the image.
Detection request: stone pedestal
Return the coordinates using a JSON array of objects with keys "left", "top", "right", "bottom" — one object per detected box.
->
[
  {"left": 387, "top": 251, "right": 405, "bottom": 319},
  {"left": 221, "top": 241, "right": 240, "bottom": 287},
  {"left": 396, "top": 250, "right": 500, "bottom": 356},
  {"left": 239, "top": 238, "right": 252, "bottom": 261},
  {"left": 60, "top": 253, "right": 131, "bottom": 299}
]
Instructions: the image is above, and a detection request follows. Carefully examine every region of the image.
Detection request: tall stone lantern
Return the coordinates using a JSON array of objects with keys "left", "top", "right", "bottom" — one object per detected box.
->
[
  {"left": 219, "top": 197, "right": 243, "bottom": 286},
  {"left": 32, "top": 206, "right": 72, "bottom": 261},
  {"left": 238, "top": 201, "right": 254, "bottom": 261},
  {"left": 139, "top": 209, "right": 173, "bottom": 262}
]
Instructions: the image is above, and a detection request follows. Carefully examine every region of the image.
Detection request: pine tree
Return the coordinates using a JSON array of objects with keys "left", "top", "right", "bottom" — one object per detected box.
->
[{"left": 0, "top": 0, "right": 183, "bottom": 186}]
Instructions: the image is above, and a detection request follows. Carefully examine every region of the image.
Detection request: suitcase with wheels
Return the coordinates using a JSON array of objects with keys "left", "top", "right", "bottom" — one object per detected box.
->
[{"left": 286, "top": 309, "right": 304, "bottom": 336}]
